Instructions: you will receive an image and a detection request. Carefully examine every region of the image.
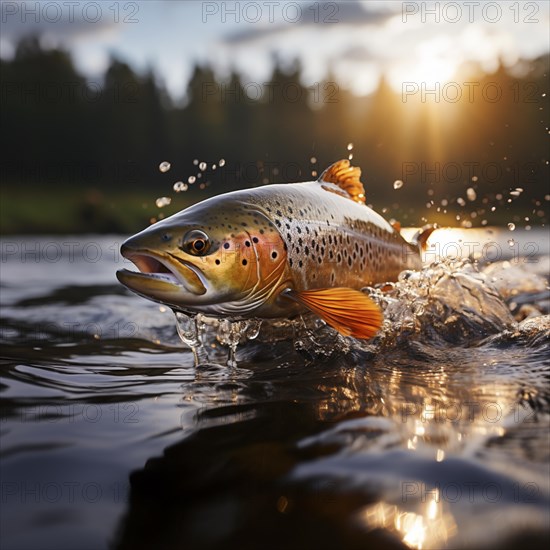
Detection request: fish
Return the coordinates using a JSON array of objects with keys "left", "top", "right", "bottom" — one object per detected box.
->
[{"left": 116, "top": 160, "right": 433, "bottom": 339}]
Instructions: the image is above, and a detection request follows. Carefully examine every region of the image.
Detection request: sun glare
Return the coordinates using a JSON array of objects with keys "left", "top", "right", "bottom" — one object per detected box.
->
[
  {"left": 387, "top": 37, "right": 461, "bottom": 93},
  {"left": 410, "top": 53, "right": 457, "bottom": 85}
]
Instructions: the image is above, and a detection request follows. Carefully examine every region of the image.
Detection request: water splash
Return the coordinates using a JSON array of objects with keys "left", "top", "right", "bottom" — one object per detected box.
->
[
  {"left": 174, "top": 311, "right": 210, "bottom": 365},
  {"left": 155, "top": 196, "right": 171, "bottom": 208},
  {"left": 218, "top": 318, "right": 262, "bottom": 366},
  {"left": 171, "top": 253, "right": 547, "bottom": 367},
  {"left": 174, "top": 312, "right": 263, "bottom": 368},
  {"left": 173, "top": 182, "right": 188, "bottom": 192}
]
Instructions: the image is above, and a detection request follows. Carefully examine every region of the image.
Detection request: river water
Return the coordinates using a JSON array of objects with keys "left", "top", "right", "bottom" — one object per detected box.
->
[{"left": 1, "top": 229, "right": 549, "bottom": 550}]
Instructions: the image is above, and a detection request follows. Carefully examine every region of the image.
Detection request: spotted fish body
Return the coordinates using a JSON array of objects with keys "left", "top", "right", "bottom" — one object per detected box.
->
[
  {"left": 249, "top": 182, "right": 422, "bottom": 290},
  {"left": 117, "top": 160, "right": 428, "bottom": 339}
]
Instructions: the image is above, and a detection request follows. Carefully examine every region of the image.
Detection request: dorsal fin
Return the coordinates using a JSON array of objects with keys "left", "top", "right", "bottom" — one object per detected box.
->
[
  {"left": 318, "top": 159, "right": 366, "bottom": 204},
  {"left": 391, "top": 221, "right": 402, "bottom": 233},
  {"left": 410, "top": 224, "right": 437, "bottom": 251}
]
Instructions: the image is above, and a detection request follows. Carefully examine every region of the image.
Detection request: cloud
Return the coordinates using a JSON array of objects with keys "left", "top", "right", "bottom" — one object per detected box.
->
[
  {"left": 223, "top": 1, "right": 396, "bottom": 45},
  {"left": 0, "top": 1, "right": 119, "bottom": 55}
]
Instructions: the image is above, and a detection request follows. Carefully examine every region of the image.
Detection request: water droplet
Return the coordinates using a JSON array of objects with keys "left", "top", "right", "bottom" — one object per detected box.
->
[
  {"left": 457, "top": 197, "right": 466, "bottom": 206},
  {"left": 508, "top": 222, "right": 515, "bottom": 231},
  {"left": 193, "top": 159, "right": 198, "bottom": 165},
  {"left": 199, "top": 162, "right": 207, "bottom": 171},
  {"left": 393, "top": 180, "right": 404, "bottom": 189},
  {"left": 218, "top": 158, "right": 226, "bottom": 167},
  {"left": 245, "top": 319, "right": 262, "bottom": 340},
  {"left": 348, "top": 153, "right": 353, "bottom": 160},
  {"left": 310, "top": 156, "right": 317, "bottom": 164},
  {"left": 159, "top": 161, "right": 171, "bottom": 173},
  {"left": 188, "top": 176, "right": 196, "bottom": 184},
  {"left": 508, "top": 239, "right": 515, "bottom": 247},
  {"left": 466, "top": 188, "right": 477, "bottom": 201},
  {"left": 471, "top": 175, "right": 478, "bottom": 182},
  {"left": 173, "top": 181, "right": 188, "bottom": 192},
  {"left": 311, "top": 170, "right": 318, "bottom": 177},
  {"left": 347, "top": 142, "right": 353, "bottom": 151},
  {"left": 212, "top": 164, "right": 217, "bottom": 170},
  {"left": 156, "top": 196, "right": 171, "bottom": 208}
]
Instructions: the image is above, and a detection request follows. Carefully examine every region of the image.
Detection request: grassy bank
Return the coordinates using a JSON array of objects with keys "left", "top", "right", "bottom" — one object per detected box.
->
[{"left": 0, "top": 187, "right": 201, "bottom": 235}]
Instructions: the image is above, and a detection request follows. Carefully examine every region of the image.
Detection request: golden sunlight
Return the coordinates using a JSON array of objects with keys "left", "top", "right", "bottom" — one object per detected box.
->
[{"left": 388, "top": 36, "right": 461, "bottom": 92}]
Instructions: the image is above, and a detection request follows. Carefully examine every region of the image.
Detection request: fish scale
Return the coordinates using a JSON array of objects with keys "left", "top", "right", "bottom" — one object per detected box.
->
[{"left": 254, "top": 182, "right": 422, "bottom": 289}]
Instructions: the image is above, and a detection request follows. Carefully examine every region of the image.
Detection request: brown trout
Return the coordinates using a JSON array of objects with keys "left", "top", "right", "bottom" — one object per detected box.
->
[{"left": 117, "top": 160, "right": 432, "bottom": 339}]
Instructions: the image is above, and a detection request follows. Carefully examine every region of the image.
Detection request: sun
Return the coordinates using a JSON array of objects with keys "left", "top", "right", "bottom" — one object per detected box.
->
[
  {"left": 387, "top": 37, "right": 460, "bottom": 93},
  {"left": 408, "top": 52, "right": 457, "bottom": 85}
]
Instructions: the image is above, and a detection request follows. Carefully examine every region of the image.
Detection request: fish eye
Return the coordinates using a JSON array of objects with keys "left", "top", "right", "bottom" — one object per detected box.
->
[{"left": 182, "top": 229, "right": 211, "bottom": 256}]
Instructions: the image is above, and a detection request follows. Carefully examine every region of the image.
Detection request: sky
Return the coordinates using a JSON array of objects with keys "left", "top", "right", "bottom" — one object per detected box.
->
[{"left": 1, "top": 1, "right": 549, "bottom": 98}]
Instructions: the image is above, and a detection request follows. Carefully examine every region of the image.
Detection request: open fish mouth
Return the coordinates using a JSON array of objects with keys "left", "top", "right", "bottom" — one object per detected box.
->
[{"left": 116, "top": 250, "right": 206, "bottom": 298}]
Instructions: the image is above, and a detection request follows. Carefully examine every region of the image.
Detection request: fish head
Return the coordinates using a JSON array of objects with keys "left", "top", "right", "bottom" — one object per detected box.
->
[{"left": 116, "top": 197, "right": 290, "bottom": 316}]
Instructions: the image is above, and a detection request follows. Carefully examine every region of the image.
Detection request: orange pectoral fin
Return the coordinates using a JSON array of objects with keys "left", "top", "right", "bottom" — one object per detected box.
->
[{"left": 283, "top": 288, "right": 383, "bottom": 339}]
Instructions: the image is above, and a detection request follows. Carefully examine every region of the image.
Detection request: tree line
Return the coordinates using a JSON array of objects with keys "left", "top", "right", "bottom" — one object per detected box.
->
[{"left": 1, "top": 36, "right": 548, "bottom": 228}]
